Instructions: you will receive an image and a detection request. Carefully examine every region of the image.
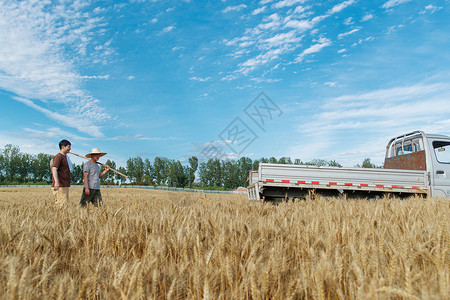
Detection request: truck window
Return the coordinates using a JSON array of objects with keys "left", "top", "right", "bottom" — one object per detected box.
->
[
  {"left": 433, "top": 141, "right": 450, "bottom": 163},
  {"left": 395, "top": 141, "right": 413, "bottom": 156},
  {"left": 403, "top": 143, "right": 413, "bottom": 154}
]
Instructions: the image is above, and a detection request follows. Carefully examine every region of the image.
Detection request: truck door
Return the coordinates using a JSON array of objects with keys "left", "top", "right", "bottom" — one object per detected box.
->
[{"left": 430, "top": 139, "right": 450, "bottom": 198}]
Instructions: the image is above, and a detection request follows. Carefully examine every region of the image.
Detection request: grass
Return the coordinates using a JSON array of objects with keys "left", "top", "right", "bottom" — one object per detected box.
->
[{"left": 0, "top": 187, "right": 448, "bottom": 299}]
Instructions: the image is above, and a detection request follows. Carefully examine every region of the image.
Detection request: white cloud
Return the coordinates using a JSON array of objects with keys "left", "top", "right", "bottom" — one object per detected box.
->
[
  {"left": 262, "top": 30, "right": 303, "bottom": 49},
  {"left": 223, "top": 0, "right": 354, "bottom": 76},
  {"left": 258, "top": 13, "right": 282, "bottom": 30},
  {"left": 361, "top": 14, "right": 373, "bottom": 21},
  {"left": 284, "top": 19, "right": 313, "bottom": 31},
  {"left": 189, "top": 76, "right": 211, "bottom": 82},
  {"left": 338, "top": 48, "right": 347, "bottom": 53},
  {"left": 296, "top": 37, "right": 332, "bottom": 62},
  {"left": 324, "top": 81, "right": 337, "bottom": 87},
  {"left": 127, "top": 76, "right": 135, "bottom": 80},
  {"left": 222, "top": 5, "right": 247, "bottom": 13},
  {"left": 198, "top": 140, "right": 243, "bottom": 160},
  {"left": 337, "top": 28, "right": 360, "bottom": 39},
  {"left": 0, "top": 1, "right": 111, "bottom": 137},
  {"left": 329, "top": 0, "right": 356, "bottom": 14},
  {"left": 250, "top": 77, "right": 281, "bottom": 83},
  {"left": 239, "top": 44, "right": 296, "bottom": 74},
  {"left": 23, "top": 127, "right": 91, "bottom": 142},
  {"left": 293, "top": 6, "right": 308, "bottom": 14},
  {"left": 273, "top": 0, "right": 305, "bottom": 9},
  {"left": 221, "top": 74, "right": 238, "bottom": 81},
  {"left": 288, "top": 82, "right": 450, "bottom": 166},
  {"left": 420, "top": 5, "right": 442, "bottom": 14},
  {"left": 78, "top": 75, "right": 111, "bottom": 80},
  {"left": 109, "top": 134, "right": 177, "bottom": 141},
  {"left": 381, "top": 0, "right": 411, "bottom": 9},
  {"left": 344, "top": 17, "right": 353, "bottom": 25},
  {"left": 172, "top": 46, "right": 184, "bottom": 51},
  {"left": 162, "top": 25, "right": 175, "bottom": 32},
  {"left": 13, "top": 97, "right": 103, "bottom": 137},
  {"left": 252, "top": 6, "right": 267, "bottom": 15}
]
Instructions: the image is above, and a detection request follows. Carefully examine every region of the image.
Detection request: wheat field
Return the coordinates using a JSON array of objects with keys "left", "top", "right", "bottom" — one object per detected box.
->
[{"left": 0, "top": 187, "right": 448, "bottom": 299}]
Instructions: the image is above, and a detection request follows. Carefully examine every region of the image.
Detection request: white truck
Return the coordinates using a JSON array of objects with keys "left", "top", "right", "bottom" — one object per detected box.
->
[{"left": 248, "top": 131, "right": 450, "bottom": 201}]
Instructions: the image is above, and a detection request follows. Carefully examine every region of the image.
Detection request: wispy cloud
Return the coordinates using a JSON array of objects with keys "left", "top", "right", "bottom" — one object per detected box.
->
[
  {"left": 222, "top": 0, "right": 357, "bottom": 77},
  {"left": 296, "top": 37, "right": 331, "bottom": 62},
  {"left": 288, "top": 82, "right": 450, "bottom": 165},
  {"left": 361, "top": 13, "right": 373, "bottom": 21},
  {"left": 23, "top": 127, "right": 91, "bottom": 141},
  {"left": 108, "top": 134, "right": 178, "bottom": 141},
  {"left": 0, "top": 1, "right": 111, "bottom": 137},
  {"left": 420, "top": 5, "right": 442, "bottom": 14},
  {"left": 381, "top": 0, "right": 411, "bottom": 9},
  {"left": 329, "top": 0, "right": 356, "bottom": 14},
  {"left": 337, "top": 28, "right": 360, "bottom": 39},
  {"left": 252, "top": 6, "right": 267, "bottom": 15},
  {"left": 14, "top": 97, "right": 104, "bottom": 137},
  {"left": 77, "top": 75, "right": 111, "bottom": 80},
  {"left": 190, "top": 76, "right": 211, "bottom": 82},
  {"left": 162, "top": 25, "right": 175, "bottom": 32},
  {"left": 344, "top": 17, "right": 354, "bottom": 25},
  {"left": 222, "top": 5, "right": 247, "bottom": 13},
  {"left": 272, "top": 0, "right": 305, "bottom": 9}
]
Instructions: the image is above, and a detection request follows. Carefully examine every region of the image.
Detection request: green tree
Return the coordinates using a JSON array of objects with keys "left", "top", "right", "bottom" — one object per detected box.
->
[
  {"left": 294, "top": 158, "right": 303, "bottom": 165},
  {"left": 71, "top": 164, "right": 84, "bottom": 184},
  {"left": 0, "top": 151, "right": 4, "bottom": 182},
  {"left": 101, "top": 159, "right": 116, "bottom": 184},
  {"left": 143, "top": 158, "right": 154, "bottom": 185},
  {"left": 126, "top": 156, "right": 144, "bottom": 183},
  {"left": 222, "top": 160, "right": 240, "bottom": 189},
  {"left": 154, "top": 157, "right": 169, "bottom": 185},
  {"left": 356, "top": 158, "right": 379, "bottom": 168},
  {"left": 167, "top": 160, "right": 188, "bottom": 187},
  {"left": 1, "top": 144, "right": 22, "bottom": 182},
  {"left": 199, "top": 158, "right": 223, "bottom": 187},
  {"left": 188, "top": 156, "right": 198, "bottom": 187},
  {"left": 117, "top": 166, "right": 127, "bottom": 185},
  {"left": 31, "top": 153, "right": 53, "bottom": 182},
  {"left": 17, "top": 153, "right": 33, "bottom": 182},
  {"left": 306, "top": 159, "right": 328, "bottom": 166},
  {"left": 328, "top": 160, "right": 342, "bottom": 167},
  {"left": 237, "top": 157, "right": 253, "bottom": 187}
]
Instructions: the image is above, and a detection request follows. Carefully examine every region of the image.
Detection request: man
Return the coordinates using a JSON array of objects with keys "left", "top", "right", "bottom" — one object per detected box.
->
[
  {"left": 51, "top": 139, "right": 71, "bottom": 206},
  {"left": 80, "top": 148, "right": 110, "bottom": 207}
]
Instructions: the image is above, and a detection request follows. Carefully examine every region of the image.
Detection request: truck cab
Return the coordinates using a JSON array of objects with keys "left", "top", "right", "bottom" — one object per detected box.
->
[{"left": 384, "top": 131, "right": 450, "bottom": 198}]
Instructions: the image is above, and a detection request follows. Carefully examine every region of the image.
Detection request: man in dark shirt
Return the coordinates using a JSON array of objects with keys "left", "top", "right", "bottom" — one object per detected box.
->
[{"left": 51, "top": 139, "right": 71, "bottom": 206}]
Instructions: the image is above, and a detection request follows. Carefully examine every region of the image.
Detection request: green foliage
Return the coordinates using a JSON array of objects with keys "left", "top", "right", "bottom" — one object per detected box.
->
[
  {"left": 355, "top": 158, "right": 381, "bottom": 168},
  {"left": 188, "top": 156, "right": 198, "bottom": 187},
  {"left": 71, "top": 164, "right": 84, "bottom": 184},
  {"left": 2, "top": 145, "right": 373, "bottom": 189}
]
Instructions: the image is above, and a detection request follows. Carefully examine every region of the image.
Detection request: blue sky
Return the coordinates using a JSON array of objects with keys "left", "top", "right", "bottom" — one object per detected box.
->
[{"left": 1, "top": 0, "right": 450, "bottom": 167}]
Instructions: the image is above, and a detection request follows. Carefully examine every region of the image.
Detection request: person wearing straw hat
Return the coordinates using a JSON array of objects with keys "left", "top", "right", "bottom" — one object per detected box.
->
[
  {"left": 80, "top": 148, "right": 110, "bottom": 207},
  {"left": 51, "top": 139, "right": 72, "bottom": 206}
]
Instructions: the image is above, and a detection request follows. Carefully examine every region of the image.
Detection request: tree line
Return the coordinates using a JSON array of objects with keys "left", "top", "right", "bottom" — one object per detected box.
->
[{"left": 0, "top": 144, "right": 380, "bottom": 189}]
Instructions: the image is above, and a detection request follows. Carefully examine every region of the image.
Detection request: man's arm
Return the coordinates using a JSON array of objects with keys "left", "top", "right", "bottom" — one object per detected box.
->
[
  {"left": 83, "top": 171, "right": 90, "bottom": 195},
  {"left": 51, "top": 167, "right": 60, "bottom": 190},
  {"left": 99, "top": 165, "right": 110, "bottom": 178}
]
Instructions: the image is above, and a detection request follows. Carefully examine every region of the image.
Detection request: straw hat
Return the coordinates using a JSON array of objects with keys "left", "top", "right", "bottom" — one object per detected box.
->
[{"left": 86, "top": 148, "right": 107, "bottom": 158}]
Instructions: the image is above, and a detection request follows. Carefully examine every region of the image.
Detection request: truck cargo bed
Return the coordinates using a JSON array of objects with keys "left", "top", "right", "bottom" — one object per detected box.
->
[{"left": 248, "top": 163, "right": 428, "bottom": 201}]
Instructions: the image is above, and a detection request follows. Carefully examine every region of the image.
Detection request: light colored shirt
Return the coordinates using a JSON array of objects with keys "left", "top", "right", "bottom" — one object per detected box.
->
[{"left": 83, "top": 161, "right": 100, "bottom": 189}]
